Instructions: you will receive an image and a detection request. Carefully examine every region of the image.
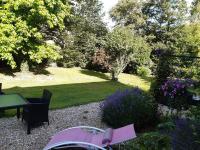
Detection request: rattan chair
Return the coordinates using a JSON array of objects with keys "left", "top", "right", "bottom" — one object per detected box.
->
[
  {"left": 0, "top": 83, "right": 4, "bottom": 95},
  {"left": 22, "top": 89, "right": 52, "bottom": 134}
]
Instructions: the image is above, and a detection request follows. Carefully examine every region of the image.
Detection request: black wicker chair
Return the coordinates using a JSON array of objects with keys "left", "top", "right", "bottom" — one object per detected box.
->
[
  {"left": 22, "top": 89, "right": 52, "bottom": 134},
  {"left": 0, "top": 83, "right": 4, "bottom": 95}
]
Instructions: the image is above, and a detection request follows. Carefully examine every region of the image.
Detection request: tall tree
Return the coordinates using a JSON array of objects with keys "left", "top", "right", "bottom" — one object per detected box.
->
[
  {"left": 59, "top": 0, "right": 107, "bottom": 68},
  {"left": 0, "top": 0, "right": 71, "bottom": 69},
  {"left": 172, "top": 18, "right": 200, "bottom": 79},
  {"left": 176, "top": 24, "right": 200, "bottom": 56},
  {"left": 186, "top": 0, "right": 200, "bottom": 57},
  {"left": 105, "top": 27, "right": 150, "bottom": 80},
  {"left": 191, "top": 0, "right": 200, "bottom": 23},
  {"left": 110, "top": 0, "right": 152, "bottom": 75},
  {"left": 142, "top": 0, "right": 188, "bottom": 50},
  {"left": 110, "top": 0, "right": 146, "bottom": 29}
]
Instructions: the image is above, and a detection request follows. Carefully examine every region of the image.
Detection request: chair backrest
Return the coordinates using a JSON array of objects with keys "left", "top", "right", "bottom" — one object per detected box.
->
[
  {"left": 42, "top": 89, "right": 52, "bottom": 105},
  {"left": 0, "top": 83, "right": 2, "bottom": 92},
  {"left": 0, "top": 83, "right": 3, "bottom": 94}
]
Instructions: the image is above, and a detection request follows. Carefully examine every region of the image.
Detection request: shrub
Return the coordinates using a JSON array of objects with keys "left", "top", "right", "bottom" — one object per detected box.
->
[
  {"left": 137, "top": 66, "right": 151, "bottom": 77},
  {"left": 123, "top": 61, "right": 138, "bottom": 74},
  {"left": 171, "top": 119, "right": 200, "bottom": 150},
  {"left": 87, "top": 49, "right": 111, "bottom": 73},
  {"left": 101, "top": 88, "right": 158, "bottom": 131},
  {"left": 159, "top": 79, "right": 195, "bottom": 111},
  {"left": 57, "top": 49, "right": 86, "bottom": 68},
  {"left": 154, "top": 49, "right": 173, "bottom": 85},
  {"left": 187, "top": 106, "right": 200, "bottom": 122},
  {"left": 124, "top": 132, "right": 171, "bottom": 150}
]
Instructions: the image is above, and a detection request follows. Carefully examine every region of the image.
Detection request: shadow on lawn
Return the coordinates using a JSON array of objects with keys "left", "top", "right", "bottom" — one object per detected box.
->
[
  {"left": 0, "top": 68, "right": 16, "bottom": 77},
  {"left": 3, "top": 81, "right": 132, "bottom": 109},
  {"left": 0, "top": 67, "right": 51, "bottom": 76},
  {"left": 80, "top": 70, "right": 110, "bottom": 80},
  {"left": 32, "top": 69, "right": 51, "bottom": 75}
]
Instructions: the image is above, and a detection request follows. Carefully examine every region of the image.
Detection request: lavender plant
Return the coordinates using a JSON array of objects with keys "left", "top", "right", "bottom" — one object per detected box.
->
[
  {"left": 171, "top": 119, "right": 200, "bottom": 150},
  {"left": 101, "top": 88, "right": 158, "bottom": 131}
]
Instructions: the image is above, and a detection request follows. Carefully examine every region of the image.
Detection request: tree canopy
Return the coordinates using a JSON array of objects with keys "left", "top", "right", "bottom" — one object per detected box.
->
[
  {"left": 0, "top": 0, "right": 71, "bottom": 69},
  {"left": 108, "top": 0, "right": 200, "bottom": 80},
  {"left": 191, "top": 0, "right": 200, "bottom": 22},
  {"left": 105, "top": 27, "right": 150, "bottom": 80},
  {"left": 110, "top": 0, "right": 146, "bottom": 29},
  {"left": 142, "top": 0, "right": 188, "bottom": 49},
  {"left": 58, "top": 0, "right": 107, "bottom": 68},
  {"left": 0, "top": 0, "right": 200, "bottom": 81}
]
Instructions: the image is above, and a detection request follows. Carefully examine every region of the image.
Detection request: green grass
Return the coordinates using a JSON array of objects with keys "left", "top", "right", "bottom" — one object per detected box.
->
[{"left": 1, "top": 67, "right": 152, "bottom": 116}]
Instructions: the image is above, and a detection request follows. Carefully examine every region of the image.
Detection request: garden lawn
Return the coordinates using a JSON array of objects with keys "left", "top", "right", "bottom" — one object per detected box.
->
[{"left": 0, "top": 67, "right": 151, "bottom": 116}]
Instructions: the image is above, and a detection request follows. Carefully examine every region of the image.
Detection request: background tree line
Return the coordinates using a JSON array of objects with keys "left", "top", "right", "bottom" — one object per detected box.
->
[{"left": 0, "top": 0, "right": 199, "bottom": 81}]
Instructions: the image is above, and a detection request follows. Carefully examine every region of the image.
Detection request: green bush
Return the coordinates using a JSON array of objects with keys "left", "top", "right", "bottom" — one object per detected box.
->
[
  {"left": 187, "top": 106, "right": 200, "bottom": 121},
  {"left": 137, "top": 66, "right": 151, "bottom": 77},
  {"left": 123, "top": 61, "right": 138, "bottom": 74},
  {"left": 124, "top": 132, "right": 171, "bottom": 150},
  {"left": 101, "top": 88, "right": 159, "bottom": 131},
  {"left": 57, "top": 49, "right": 86, "bottom": 68}
]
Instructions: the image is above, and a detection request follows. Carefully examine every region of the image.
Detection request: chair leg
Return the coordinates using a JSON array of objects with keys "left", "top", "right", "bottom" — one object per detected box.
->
[
  {"left": 17, "top": 108, "right": 20, "bottom": 119},
  {"left": 21, "top": 112, "right": 23, "bottom": 122}
]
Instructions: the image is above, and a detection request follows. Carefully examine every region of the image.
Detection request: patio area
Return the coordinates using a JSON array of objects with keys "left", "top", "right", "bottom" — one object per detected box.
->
[
  {"left": 1, "top": 0, "right": 200, "bottom": 149},
  {"left": 0, "top": 102, "right": 106, "bottom": 150}
]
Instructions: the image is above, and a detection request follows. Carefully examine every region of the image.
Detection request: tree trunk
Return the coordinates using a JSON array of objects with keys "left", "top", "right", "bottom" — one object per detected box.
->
[
  {"left": 111, "top": 54, "right": 129, "bottom": 81},
  {"left": 111, "top": 70, "right": 119, "bottom": 81},
  {"left": 20, "top": 60, "right": 29, "bottom": 73}
]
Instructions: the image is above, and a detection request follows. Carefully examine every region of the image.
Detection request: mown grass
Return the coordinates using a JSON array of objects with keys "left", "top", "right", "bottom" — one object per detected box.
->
[{"left": 1, "top": 67, "right": 152, "bottom": 116}]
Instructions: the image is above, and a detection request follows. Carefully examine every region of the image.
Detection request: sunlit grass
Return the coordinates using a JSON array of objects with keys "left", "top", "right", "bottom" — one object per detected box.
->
[
  {"left": 1, "top": 67, "right": 152, "bottom": 116},
  {"left": 2, "top": 67, "right": 151, "bottom": 91}
]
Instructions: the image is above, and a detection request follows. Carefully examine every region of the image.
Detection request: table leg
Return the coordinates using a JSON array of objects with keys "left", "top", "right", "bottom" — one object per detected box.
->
[
  {"left": 0, "top": 110, "right": 5, "bottom": 116},
  {"left": 17, "top": 108, "right": 20, "bottom": 119}
]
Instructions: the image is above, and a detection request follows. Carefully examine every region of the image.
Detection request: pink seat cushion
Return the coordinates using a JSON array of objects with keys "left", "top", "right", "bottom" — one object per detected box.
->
[
  {"left": 45, "top": 128, "right": 92, "bottom": 149},
  {"left": 102, "top": 128, "right": 113, "bottom": 144},
  {"left": 110, "top": 124, "right": 136, "bottom": 145},
  {"left": 44, "top": 124, "right": 136, "bottom": 149},
  {"left": 91, "top": 124, "right": 136, "bottom": 147}
]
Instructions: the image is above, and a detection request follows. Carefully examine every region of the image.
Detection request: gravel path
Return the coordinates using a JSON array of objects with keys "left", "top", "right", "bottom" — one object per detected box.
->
[{"left": 0, "top": 102, "right": 106, "bottom": 150}]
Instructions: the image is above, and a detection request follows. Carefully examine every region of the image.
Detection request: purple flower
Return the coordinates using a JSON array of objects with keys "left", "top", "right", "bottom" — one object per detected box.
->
[
  {"left": 160, "top": 78, "right": 195, "bottom": 100},
  {"left": 101, "top": 87, "right": 143, "bottom": 110},
  {"left": 171, "top": 119, "right": 200, "bottom": 149}
]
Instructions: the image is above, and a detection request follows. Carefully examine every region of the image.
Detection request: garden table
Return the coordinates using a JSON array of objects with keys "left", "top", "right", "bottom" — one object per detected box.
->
[{"left": 0, "top": 94, "right": 29, "bottom": 118}]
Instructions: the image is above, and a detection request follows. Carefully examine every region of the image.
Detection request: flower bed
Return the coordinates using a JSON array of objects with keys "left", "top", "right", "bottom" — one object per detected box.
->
[{"left": 159, "top": 78, "right": 195, "bottom": 111}]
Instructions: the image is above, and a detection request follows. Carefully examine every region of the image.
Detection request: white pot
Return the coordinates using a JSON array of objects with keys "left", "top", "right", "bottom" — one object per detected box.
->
[{"left": 192, "top": 95, "right": 200, "bottom": 101}]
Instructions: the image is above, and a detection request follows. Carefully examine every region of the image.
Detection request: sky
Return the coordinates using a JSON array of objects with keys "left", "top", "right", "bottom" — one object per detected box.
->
[
  {"left": 100, "top": 0, "right": 118, "bottom": 28},
  {"left": 100, "top": 0, "right": 194, "bottom": 28}
]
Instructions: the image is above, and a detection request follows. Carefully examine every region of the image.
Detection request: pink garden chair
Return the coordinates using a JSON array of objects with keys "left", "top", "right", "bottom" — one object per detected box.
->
[{"left": 44, "top": 124, "right": 136, "bottom": 150}]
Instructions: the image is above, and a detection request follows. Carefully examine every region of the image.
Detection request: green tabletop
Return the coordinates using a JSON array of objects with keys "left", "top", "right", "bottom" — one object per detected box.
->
[{"left": 0, "top": 94, "right": 28, "bottom": 109}]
